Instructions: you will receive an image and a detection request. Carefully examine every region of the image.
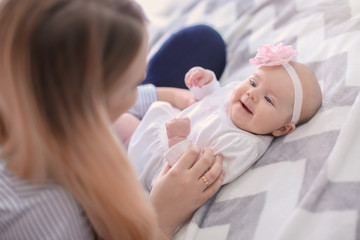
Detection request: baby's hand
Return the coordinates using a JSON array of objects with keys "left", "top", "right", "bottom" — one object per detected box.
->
[
  {"left": 185, "top": 66, "right": 214, "bottom": 88},
  {"left": 166, "top": 117, "right": 191, "bottom": 139}
]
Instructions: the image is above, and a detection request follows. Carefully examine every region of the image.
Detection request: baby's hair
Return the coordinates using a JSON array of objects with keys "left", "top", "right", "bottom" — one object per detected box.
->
[{"left": 0, "top": 0, "right": 158, "bottom": 239}]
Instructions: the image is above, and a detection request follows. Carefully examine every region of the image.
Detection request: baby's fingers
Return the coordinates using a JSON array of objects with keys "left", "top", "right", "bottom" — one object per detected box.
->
[
  {"left": 184, "top": 71, "right": 193, "bottom": 88},
  {"left": 185, "top": 67, "right": 205, "bottom": 88}
]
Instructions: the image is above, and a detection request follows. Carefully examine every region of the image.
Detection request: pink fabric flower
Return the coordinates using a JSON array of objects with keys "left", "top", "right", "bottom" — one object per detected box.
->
[{"left": 249, "top": 42, "right": 298, "bottom": 66}]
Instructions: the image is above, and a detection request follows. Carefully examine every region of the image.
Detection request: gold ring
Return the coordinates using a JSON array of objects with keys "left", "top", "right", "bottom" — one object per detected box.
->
[{"left": 201, "top": 175, "right": 209, "bottom": 187}]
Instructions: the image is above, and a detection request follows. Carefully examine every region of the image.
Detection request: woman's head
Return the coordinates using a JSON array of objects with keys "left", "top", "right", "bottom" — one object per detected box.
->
[
  {"left": 0, "top": 0, "right": 147, "bottom": 169},
  {"left": 1, "top": 0, "right": 146, "bottom": 137},
  {"left": 0, "top": 0, "right": 157, "bottom": 239}
]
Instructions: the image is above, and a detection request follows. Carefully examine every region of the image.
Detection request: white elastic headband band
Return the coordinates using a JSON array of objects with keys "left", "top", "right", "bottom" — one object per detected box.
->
[{"left": 282, "top": 63, "right": 303, "bottom": 124}]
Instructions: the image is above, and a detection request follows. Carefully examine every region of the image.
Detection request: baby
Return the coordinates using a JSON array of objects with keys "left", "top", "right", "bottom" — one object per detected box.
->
[{"left": 128, "top": 43, "right": 322, "bottom": 190}]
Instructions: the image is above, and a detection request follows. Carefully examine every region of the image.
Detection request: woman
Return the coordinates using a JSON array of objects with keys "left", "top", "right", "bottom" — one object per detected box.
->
[{"left": 0, "top": 0, "right": 224, "bottom": 239}]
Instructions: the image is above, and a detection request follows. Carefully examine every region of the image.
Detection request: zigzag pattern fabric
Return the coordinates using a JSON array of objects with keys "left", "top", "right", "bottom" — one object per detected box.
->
[{"left": 136, "top": 0, "right": 360, "bottom": 239}]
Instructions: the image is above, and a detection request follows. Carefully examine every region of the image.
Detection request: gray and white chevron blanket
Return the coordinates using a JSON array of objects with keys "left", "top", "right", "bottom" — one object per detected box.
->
[{"left": 135, "top": 0, "right": 360, "bottom": 239}]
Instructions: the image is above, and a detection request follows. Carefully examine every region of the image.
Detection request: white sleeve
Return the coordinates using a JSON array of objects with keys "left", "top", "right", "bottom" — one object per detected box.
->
[
  {"left": 210, "top": 134, "right": 269, "bottom": 184},
  {"left": 190, "top": 72, "right": 220, "bottom": 100}
]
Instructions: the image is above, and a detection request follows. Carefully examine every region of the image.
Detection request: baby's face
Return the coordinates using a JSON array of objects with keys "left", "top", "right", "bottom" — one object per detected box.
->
[{"left": 229, "top": 66, "right": 294, "bottom": 135}]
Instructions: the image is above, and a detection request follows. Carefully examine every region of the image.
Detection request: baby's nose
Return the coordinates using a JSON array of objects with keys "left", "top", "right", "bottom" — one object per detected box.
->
[{"left": 247, "top": 91, "right": 257, "bottom": 102}]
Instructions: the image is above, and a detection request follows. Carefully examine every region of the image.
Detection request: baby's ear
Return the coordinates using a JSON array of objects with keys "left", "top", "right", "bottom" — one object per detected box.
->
[{"left": 272, "top": 123, "right": 296, "bottom": 137}]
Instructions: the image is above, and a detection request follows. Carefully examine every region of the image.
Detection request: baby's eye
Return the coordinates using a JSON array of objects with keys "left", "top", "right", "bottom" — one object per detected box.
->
[
  {"left": 265, "top": 96, "right": 273, "bottom": 104},
  {"left": 249, "top": 79, "right": 256, "bottom": 87}
]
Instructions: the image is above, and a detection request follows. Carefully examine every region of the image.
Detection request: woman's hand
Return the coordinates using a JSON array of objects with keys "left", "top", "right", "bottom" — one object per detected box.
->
[{"left": 149, "top": 146, "right": 224, "bottom": 237}]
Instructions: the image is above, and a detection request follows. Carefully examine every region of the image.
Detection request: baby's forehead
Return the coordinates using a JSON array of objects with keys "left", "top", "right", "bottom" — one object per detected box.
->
[
  {"left": 253, "top": 67, "right": 292, "bottom": 86},
  {"left": 253, "top": 68, "right": 294, "bottom": 101}
]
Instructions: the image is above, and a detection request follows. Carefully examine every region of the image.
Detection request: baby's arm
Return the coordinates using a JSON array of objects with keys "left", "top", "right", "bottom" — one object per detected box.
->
[
  {"left": 184, "top": 66, "right": 220, "bottom": 100},
  {"left": 157, "top": 87, "right": 196, "bottom": 110},
  {"left": 161, "top": 66, "right": 218, "bottom": 108},
  {"left": 166, "top": 117, "right": 191, "bottom": 148}
]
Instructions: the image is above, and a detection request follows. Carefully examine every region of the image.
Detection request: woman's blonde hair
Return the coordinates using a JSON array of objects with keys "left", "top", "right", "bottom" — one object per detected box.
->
[{"left": 0, "top": 0, "right": 158, "bottom": 239}]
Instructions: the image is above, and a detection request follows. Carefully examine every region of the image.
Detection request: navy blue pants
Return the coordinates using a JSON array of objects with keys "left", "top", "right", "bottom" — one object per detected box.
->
[{"left": 143, "top": 25, "right": 227, "bottom": 89}]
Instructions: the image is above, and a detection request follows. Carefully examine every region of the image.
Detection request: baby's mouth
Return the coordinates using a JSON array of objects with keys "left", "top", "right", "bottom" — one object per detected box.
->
[{"left": 241, "top": 101, "right": 253, "bottom": 114}]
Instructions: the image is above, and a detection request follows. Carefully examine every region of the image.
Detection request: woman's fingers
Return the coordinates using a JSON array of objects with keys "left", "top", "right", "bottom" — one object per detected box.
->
[
  {"left": 174, "top": 145, "right": 201, "bottom": 169},
  {"left": 197, "top": 154, "right": 223, "bottom": 190},
  {"left": 152, "top": 163, "right": 171, "bottom": 187},
  {"left": 203, "top": 169, "right": 224, "bottom": 197},
  {"left": 158, "top": 163, "right": 171, "bottom": 177},
  {"left": 191, "top": 148, "right": 214, "bottom": 175}
]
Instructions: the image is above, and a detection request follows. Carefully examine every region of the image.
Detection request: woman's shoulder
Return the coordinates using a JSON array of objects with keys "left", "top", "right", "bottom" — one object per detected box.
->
[{"left": 0, "top": 160, "right": 95, "bottom": 239}]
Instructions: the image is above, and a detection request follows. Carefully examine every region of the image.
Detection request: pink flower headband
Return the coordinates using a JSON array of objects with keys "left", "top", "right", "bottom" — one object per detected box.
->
[{"left": 249, "top": 42, "right": 302, "bottom": 124}]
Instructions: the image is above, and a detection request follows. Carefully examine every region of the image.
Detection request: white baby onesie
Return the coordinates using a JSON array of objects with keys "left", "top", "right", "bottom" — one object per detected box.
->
[{"left": 128, "top": 81, "right": 273, "bottom": 192}]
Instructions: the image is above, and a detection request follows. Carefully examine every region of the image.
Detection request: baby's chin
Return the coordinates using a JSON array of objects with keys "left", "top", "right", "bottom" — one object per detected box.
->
[{"left": 229, "top": 112, "right": 251, "bottom": 133}]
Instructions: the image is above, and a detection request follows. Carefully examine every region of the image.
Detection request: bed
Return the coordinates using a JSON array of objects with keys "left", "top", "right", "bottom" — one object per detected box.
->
[{"left": 135, "top": 0, "right": 360, "bottom": 239}]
